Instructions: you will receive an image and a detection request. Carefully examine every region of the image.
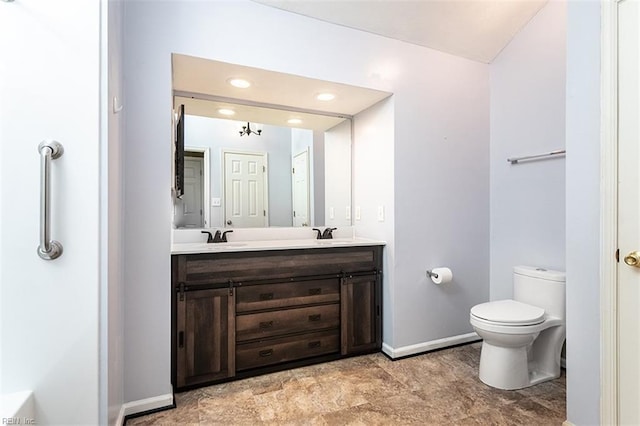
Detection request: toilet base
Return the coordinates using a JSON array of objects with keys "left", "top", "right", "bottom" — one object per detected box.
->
[
  {"left": 478, "top": 341, "right": 560, "bottom": 390},
  {"left": 479, "top": 341, "right": 530, "bottom": 390}
]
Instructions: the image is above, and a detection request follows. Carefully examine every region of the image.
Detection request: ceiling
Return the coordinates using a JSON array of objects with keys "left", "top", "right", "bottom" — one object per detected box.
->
[
  {"left": 174, "top": 1, "right": 547, "bottom": 127},
  {"left": 172, "top": 54, "right": 391, "bottom": 131},
  {"left": 254, "top": 0, "right": 548, "bottom": 64}
]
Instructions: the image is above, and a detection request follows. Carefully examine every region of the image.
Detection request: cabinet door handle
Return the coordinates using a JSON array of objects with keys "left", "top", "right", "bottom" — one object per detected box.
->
[
  {"left": 259, "top": 321, "right": 273, "bottom": 329},
  {"left": 308, "top": 341, "right": 321, "bottom": 349},
  {"left": 308, "top": 314, "right": 321, "bottom": 322},
  {"left": 259, "top": 292, "right": 274, "bottom": 301},
  {"left": 178, "top": 331, "right": 184, "bottom": 348},
  {"left": 308, "top": 288, "right": 322, "bottom": 295},
  {"left": 259, "top": 349, "right": 273, "bottom": 357}
]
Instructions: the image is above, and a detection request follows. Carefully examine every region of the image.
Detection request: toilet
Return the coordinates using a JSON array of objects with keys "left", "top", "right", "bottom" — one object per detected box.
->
[{"left": 469, "top": 265, "right": 565, "bottom": 390}]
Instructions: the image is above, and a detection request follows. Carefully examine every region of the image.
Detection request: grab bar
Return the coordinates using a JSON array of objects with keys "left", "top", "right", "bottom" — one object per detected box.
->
[
  {"left": 507, "top": 149, "right": 566, "bottom": 164},
  {"left": 37, "top": 140, "right": 64, "bottom": 260}
]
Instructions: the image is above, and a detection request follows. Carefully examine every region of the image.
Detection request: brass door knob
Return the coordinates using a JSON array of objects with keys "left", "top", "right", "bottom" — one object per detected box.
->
[{"left": 624, "top": 251, "right": 640, "bottom": 267}]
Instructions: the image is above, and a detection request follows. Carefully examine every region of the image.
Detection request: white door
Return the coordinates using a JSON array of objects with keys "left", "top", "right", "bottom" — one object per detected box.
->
[
  {"left": 292, "top": 149, "right": 310, "bottom": 227},
  {"left": 618, "top": 1, "right": 640, "bottom": 423},
  {"left": 182, "top": 156, "right": 204, "bottom": 228},
  {"left": 0, "top": 1, "right": 103, "bottom": 424},
  {"left": 223, "top": 151, "right": 267, "bottom": 228}
]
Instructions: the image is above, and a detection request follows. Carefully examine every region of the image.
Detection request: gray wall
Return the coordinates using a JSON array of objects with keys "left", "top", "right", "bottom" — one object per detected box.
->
[
  {"left": 107, "top": 0, "right": 124, "bottom": 423},
  {"left": 392, "top": 71, "right": 490, "bottom": 346},
  {"left": 566, "top": 1, "right": 601, "bottom": 423},
  {"left": 122, "top": 0, "right": 489, "bottom": 402},
  {"left": 489, "top": 1, "right": 566, "bottom": 300},
  {"left": 353, "top": 98, "right": 396, "bottom": 346},
  {"left": 324, "top": 120, "right": 353, "bottom": 227},
  {"left": 312, "top": 131, "right": 325, "bottom": 225}
]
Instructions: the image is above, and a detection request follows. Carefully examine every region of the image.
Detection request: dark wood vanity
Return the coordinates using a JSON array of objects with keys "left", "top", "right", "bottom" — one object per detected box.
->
[{"left": 171, "top": 244, "right": 383, "bottom": 391}]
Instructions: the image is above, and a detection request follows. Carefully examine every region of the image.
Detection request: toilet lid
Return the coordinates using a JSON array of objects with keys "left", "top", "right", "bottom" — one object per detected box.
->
[{"left": 471, "top": 300, "right": 545, "bottom": 325}]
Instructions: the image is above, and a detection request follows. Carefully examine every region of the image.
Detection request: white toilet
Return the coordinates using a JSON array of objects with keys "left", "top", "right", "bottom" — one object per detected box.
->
[{"left": 469, "top": 265, "right": 565, "bottom": 390}]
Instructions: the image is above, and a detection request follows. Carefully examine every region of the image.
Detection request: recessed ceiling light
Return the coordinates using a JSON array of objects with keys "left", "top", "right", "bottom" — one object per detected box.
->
[
  {"left": 316, "top": 92, "right": 335, "bottom": 101},
  {"left": 228, "top": 78, "right": 251, "bottom": 89},
  {"left": 218, "top": 108, "right": 235, "bottom": 116},
  {"left": 287, "top": 118, "right": 303, "bottom": 125}
]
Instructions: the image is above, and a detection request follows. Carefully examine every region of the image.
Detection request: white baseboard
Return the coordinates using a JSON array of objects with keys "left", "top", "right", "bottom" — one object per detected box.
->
[
  {"left": 382, "top": 332, "right": 480, "bottom": 359},
  {"left": 115, "top": 405, "right": 125, "bottom": 426},
  {"left": 116, "top": 393, "right": 174, "bottom": 425}
]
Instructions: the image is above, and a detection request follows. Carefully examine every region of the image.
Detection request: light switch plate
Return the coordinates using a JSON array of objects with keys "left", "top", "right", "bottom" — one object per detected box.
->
[
  {"left": 345, "top": 206, "right": 351, "bottom": 220},
  {"left": 355, "top": 206, "right": 361, "bottom": 221},
  {"left": 212, "top": 198, "right": 221, "bottom": 207},
  {"left": 329, "top": 207, "right": 335, "bottom": 220},
  {"left": 377, "top": 205, "right": 385, "bottom": 222}
]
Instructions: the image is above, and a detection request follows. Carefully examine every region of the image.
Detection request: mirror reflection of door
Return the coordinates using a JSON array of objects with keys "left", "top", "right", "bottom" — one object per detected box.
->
[
  {"left": 223, "top": 150, "right": 268, "bottom": 228},
  {"left": 181, "top": 153, "right": 204, "bottom": 228},
  {"left": 292, "top": 149, "right": 310, "bottom": 227}
]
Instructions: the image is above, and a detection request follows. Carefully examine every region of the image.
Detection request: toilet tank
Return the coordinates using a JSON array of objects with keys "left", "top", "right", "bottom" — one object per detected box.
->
[{"left": 513, "top": 265, "right": 566, "bottom": 319}]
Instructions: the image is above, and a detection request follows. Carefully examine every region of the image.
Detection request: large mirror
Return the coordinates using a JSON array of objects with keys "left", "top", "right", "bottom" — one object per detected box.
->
[
  {"left": 172, "top": 97, "right": 352, "bottom": 229},
  {"left": 170, "top": 54, "right": 391, "bottom": 229}
]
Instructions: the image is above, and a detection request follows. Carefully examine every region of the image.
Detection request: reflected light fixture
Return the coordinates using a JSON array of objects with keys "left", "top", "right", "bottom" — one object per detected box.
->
[
  {"left": 239, "top": 122, "right": 262, "bottom": 137},
  {"left": 228, "top": 78, "right": 251, "bottom": 89},
  {"left": 316, "top": 92, "right": 335, "bottom": 101},
  {"left": 287, "top": 118, "right": 303, "bottom": 125},
  {"left": 218, "top": 108, "right": 235, "bottom": 116}
]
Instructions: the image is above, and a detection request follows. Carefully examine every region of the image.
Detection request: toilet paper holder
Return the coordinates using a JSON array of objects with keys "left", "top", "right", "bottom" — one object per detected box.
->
[{"left": 426, "top": 270, "right": 439, "bottom": 279}]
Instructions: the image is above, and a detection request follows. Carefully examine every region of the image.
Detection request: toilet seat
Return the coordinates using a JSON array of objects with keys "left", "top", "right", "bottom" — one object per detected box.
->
[{"left": 471, "top": 300, "right": 545, "bottom": 326}]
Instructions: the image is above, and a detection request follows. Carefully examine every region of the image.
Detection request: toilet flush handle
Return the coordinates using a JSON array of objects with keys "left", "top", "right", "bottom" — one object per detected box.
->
[{"left": 624, "top": 251, "right": 640, "bottom": 267}]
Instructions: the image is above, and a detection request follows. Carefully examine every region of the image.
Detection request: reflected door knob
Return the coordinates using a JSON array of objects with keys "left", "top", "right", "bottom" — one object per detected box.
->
[
  {"left": 226, "top": 220, "right": 233, "bottom": 225},
  {"left": 624, "top": 251, "right": 640, "bottom": 267}
]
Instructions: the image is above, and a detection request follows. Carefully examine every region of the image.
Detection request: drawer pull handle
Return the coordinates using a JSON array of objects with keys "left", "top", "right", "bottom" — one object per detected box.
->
[
  {"left": 259, "top": 321, "right": 273, "bottom": 329},
  {"left": 259, "top": 292, "right": 274, "bottom": 301},
  {"left": 308, "top": 341, "right": 321, "bottom": 349},
  {"left": 259, "top": 349, "right": 273, "bottom": 357},
  {"left": 308, "top": 288, "right": 322, "bottom": 295},
  {"left": 308, "top": 314, "right": 321, "bottom": 322},
  {"left": 178, "top": 331, "right": 184, "bottom": 349}
]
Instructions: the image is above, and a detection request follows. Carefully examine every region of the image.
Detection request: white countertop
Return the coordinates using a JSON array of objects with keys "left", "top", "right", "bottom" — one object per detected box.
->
[{"left": 171, "top": 237, "right": 386, "bottom": 255}]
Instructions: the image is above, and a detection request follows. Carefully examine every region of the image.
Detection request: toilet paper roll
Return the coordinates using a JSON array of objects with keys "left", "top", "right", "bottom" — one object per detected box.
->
[{"left": 430, "top": 267, "right": 453, "bottom": 285}]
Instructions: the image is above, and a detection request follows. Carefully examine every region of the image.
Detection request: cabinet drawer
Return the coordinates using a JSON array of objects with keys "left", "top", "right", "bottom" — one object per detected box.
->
[
  {"left": 236, "top": 329, "right": 339, "bottom": 371},
  {"left": 174, "top": 246, "right": 380, "bottom": 285},
  {"left": 236, "top": 279, "right": 339, "bottom": 313},
  {"left": 236, "top": 304, "right": 339, "bottom": 341}
]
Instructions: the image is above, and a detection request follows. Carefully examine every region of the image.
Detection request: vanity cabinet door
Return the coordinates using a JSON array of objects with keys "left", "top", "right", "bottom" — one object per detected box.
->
[
  {"left": 340, "top": 274, "right": 381, "bottom": 355},
  {"left": 176, "top": 287, "right": 235, "bottom": 388}
]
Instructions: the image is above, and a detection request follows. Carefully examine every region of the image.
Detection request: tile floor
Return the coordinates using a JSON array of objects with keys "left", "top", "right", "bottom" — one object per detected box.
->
[{"left": 127, "top": 342, "right": 566, "bottom": 425}]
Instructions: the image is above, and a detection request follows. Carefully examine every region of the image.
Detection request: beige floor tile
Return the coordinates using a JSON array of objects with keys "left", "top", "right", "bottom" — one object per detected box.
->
[{"left": 125, "top": 344, "right": 566, "bottom": 425}]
